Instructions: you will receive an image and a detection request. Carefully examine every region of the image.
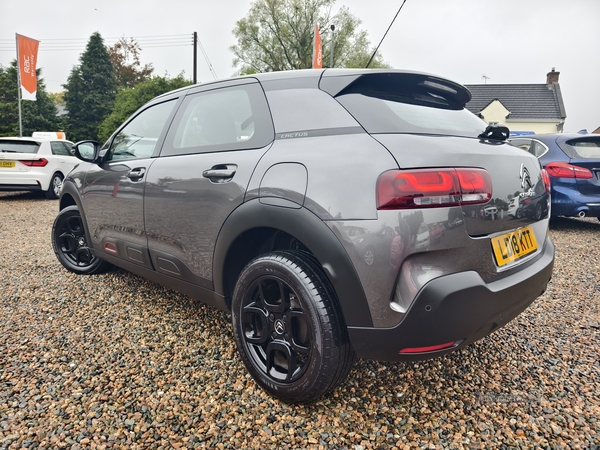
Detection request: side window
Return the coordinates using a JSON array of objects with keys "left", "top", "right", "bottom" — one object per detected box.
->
[
  {"left": 50, "top": 141, "right": 70, "bottom": 156},
  {"left": 107, "top": 99, "right": 177, "bottom": 162},
  {"left": 162, "top": 83, "right": 274, "bottom": 156},
  {"left": 509, "top": 139, "right": 532, "bottom": 153},
  {"left": 531, "top": 141, "right": 548, "bottom": 158},
  {"left": 61, "top": 142, "right": 74, "bottom": 155}
]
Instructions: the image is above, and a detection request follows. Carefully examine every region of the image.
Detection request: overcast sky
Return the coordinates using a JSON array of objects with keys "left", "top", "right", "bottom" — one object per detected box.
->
[{"left": 1, "top": 0, "right": 598, "bottom": 133}]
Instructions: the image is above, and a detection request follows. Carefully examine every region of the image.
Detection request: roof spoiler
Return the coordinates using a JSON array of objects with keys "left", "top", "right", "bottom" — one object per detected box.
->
[{"left": 319, "top": 70, "right": 471, "bottom": 109}]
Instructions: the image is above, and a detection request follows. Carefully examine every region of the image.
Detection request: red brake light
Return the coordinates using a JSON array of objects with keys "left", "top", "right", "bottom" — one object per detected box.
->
[
  {"left": 541, "top": 169, "right": 551, "bottom": 194},
  {"left": 377, "top": 168, "right": 492, "bottom": 210},
  {"left": 545, "top": 162, "right": 593, "bottom": 179},
  {"left": 20, "top": 158, "right": 48, "bottom": 167}
]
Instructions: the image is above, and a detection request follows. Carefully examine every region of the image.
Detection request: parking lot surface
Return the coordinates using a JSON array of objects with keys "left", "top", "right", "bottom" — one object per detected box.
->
[{"left": 1, "top": 191, "right": 598, "bottom": 449}]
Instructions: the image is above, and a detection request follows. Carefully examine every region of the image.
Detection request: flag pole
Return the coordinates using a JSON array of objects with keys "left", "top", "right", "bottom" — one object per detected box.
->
[{"left": 15, "top": 33, "right": 23, "bottom": 137}]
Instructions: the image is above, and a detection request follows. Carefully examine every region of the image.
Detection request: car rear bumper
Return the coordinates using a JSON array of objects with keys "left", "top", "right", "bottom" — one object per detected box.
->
[
  {"left": 0, "top": 182, "right": 42, "bottom": 192},
  {"left": 551, "top": 185, "right": 600, "bottom": 217},
  {"left": 347, "top": 237, "right": 554, "bottom": 361}
]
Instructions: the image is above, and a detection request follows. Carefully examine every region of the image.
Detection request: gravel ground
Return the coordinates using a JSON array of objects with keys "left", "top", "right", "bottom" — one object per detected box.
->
[{"left": 0, "top": 191, "right": 599, "bottom": 449}]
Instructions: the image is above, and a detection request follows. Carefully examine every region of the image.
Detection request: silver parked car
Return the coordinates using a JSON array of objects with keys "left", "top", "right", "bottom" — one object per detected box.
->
[{"left": 52, "top": 69, "right": 554, "bottom": 403}]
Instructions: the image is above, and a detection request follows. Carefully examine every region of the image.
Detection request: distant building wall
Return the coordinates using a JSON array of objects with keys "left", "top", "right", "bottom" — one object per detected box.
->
[{"left": 505, "top": 121, "right": 560, "bottom": 134}]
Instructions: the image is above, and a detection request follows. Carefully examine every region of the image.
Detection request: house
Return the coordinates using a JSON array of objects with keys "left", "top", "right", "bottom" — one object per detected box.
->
[{"left": 465, "top": 69, "right": 567, "bottom": 136}]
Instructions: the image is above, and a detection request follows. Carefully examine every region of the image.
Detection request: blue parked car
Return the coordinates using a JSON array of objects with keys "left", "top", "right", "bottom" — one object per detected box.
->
[{"left": 508, "top": 133, "right": 600, "bottom": 220}]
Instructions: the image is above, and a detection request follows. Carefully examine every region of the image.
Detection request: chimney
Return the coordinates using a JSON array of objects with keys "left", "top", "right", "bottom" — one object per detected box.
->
[{"left": 547, "top": 67, "right": 560, "bottom": 85}]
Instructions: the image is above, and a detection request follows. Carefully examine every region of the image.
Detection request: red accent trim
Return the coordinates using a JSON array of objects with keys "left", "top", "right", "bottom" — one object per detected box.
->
[
  {"left": 104, "top": 242, "right": 118, "bottom": 254},
  {"left": 399, "top": 341, "right": 456, "bottom": 354}
]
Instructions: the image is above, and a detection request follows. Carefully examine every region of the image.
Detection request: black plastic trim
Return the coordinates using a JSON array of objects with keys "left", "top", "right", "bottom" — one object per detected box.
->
[
  {"left": 348, "top": 238, "right": 554, "bottom": 361},
  {"left": 0, "top": 184, "right": 43, "bottom": 191},
  {"left": 94, "top": 251, "right": 227, "bottom": 311},
  {"left": 213, "top": 200, "right": 373, "bottom": 327}
]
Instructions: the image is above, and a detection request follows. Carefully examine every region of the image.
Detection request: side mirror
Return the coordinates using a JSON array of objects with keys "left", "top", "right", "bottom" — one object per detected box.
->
[{"left": 72, "top": 140, "right": 102, "bottom": 162}]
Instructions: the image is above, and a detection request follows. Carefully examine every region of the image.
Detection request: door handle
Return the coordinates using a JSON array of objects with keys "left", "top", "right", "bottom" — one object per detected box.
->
[
  {"left": 127, "top": 167, "right": 146, "bottom": 181},
  {"left": 202, "top": 164, "right": 237, "bottom": 183}
]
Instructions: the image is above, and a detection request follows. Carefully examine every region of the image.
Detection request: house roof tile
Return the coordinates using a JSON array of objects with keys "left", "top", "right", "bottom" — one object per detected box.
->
[{"left": 464, "top": 83, "right": 566, "bottom": 120}]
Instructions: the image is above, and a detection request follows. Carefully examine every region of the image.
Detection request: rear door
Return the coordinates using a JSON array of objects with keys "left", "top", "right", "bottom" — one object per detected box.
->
[
  {"left": 49, "top": 141, "right": 78, "bottom": 175},
  {"left": 143, "top": 79, "right": 274, "bottom": 289}
]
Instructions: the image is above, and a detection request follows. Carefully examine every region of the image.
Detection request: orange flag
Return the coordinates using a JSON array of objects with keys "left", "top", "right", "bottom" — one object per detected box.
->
[
  {"left": 16, "top": 34, "right": 40, "bottom": 101},
  {"left": 312, "top": 24, "right": 323, "bottom": 69}
]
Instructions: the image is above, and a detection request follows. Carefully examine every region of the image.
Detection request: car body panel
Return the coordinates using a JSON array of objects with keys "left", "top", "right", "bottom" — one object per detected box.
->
[{"left": 373, "top": 134, "right": 549, "bottom": 235}]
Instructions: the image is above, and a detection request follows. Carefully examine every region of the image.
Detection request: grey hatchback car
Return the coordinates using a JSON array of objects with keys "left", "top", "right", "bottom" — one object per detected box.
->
[{"left": 52, "top": 69, "right": 554, "bottom": 403}]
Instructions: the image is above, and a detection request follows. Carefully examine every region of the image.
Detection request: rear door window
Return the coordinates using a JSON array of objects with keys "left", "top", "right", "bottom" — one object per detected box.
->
[
  {"left": 50, "top": 141, "right": 71, "bottom": 156},
  {"left": 162, "top": 82, "right": 274, "bottom": 156}
]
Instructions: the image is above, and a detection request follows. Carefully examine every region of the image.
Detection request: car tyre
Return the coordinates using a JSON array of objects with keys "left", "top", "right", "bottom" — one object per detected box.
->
[
  {"left": 45, "top": 173, "right": 63, "bottom": 199},
  {"left": 231, "top": 250, "right": 355, "bottom": 403},
  {"left": 52, "top": 205, "right": 111, "bottom": 274}
]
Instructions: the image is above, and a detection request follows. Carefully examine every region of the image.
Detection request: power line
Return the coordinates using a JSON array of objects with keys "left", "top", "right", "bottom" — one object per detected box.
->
[{"left": 0, "top": 34, "right": 193, "bottom": 53}]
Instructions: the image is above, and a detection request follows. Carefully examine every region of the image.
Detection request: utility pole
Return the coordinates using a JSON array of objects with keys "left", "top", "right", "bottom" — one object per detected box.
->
[{"left": 193, "top": 32, "right": 198, "bottom": 84}]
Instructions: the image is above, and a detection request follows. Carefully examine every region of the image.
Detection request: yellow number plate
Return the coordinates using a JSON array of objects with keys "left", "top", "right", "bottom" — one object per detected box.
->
[
  {"left": 0, "top": 161, "right": 16, "bottom": 168},
  {"left": 491, "top": 225, "right": 538, "bottom": 267}
]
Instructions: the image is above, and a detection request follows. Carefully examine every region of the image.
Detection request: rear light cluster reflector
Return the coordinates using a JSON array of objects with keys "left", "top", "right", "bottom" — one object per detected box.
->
[
  {"left": 19, "top": 158, "right": 48, "bottom": 167},
  {"left": 399, "top": 341, "right": 456, "bottom": 354},
  {"left": 541, "top": 169, "right": 551, "bottom": 194},
  {"left": 545, "top": 162, "right": 593, "bottom": 179},
  {"left": 377, "top": 168, "right": 492, "bottom": 210}
]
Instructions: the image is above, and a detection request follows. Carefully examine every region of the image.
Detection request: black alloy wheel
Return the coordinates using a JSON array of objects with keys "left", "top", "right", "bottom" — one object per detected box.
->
[
  {"left": 45, "top": 173, "right": 63, "bottom": 199},
  {"left": 52, "top": 205, "right": 110, "bottom": 275},
  {"left": 231, "top": 251, "right": 355, "bottom": 403}
]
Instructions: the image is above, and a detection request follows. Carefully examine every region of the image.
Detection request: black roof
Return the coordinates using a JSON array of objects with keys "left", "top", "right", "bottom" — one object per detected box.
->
[{"left": 464, "top": 83, "right": 566, "bottom": 121}]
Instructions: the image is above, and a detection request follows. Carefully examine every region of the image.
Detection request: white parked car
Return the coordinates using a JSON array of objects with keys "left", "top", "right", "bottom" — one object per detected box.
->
[{"left": 0, "top": 136, "right": 77, "bottom": 199}]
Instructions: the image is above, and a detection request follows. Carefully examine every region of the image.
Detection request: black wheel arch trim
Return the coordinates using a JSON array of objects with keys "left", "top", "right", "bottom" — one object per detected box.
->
[
  {"left": 213, "top": 199, "right": 373, "bottom": 328},
  {"left": 59, "top": 179, "right": 95, "bottom": 254}
]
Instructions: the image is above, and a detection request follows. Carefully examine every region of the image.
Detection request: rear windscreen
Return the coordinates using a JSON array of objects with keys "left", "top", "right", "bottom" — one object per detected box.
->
[
  {"left": 336, "top": 93, "right": 487, "bottom": 138},
  {"left": 0, "top": 140, "right": 40, "bottom": 154},
  {"left": 559, "top": 137, "right": 600, "bottom": 160},
  {"left": 332, "top": 73, "right": 487, "bottom": 138}
]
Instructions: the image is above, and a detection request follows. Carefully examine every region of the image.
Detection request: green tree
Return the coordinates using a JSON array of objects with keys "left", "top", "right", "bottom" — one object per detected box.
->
[
  {"left": 108, "top": 37, "right": 154, "bottom": 89},
  {"left": 0, "top": 61, "right": 62, "bottom": 137},
  {"left": 63, "top": 32, "right": 117, "bottom": 142},
  {"left": 231, "top": 0, "right": 389, "bottom": 74},
  {"left": 98, "top": 74, "right": 191, "bottom": 142}
]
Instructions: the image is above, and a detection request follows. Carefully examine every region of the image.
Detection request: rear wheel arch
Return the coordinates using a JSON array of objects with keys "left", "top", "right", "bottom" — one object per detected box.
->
[
  {"left": 214, "top": 200, "right": 373, "bottom": 328},
  {"left": 45, "top": 171, "right": 65, "bottom": 199}
]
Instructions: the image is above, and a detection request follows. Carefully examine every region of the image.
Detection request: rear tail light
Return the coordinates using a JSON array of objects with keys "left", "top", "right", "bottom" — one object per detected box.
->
[
  {"left": 20, "top": 158, "right": 48, "bottom": 167},
  {"left": 545, "top": 162, "right": 593, "bottom": 179},
  {"left": 377, "top": 168, "right": 492, "bottom": 210},
  {"left": 541, "top": 169, "right": 551, "bottom": 194}
]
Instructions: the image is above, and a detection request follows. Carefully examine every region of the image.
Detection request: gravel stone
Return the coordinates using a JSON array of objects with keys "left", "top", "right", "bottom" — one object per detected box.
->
[{"left": 1, "top": 191, "right": 599, "bottom": 448}]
